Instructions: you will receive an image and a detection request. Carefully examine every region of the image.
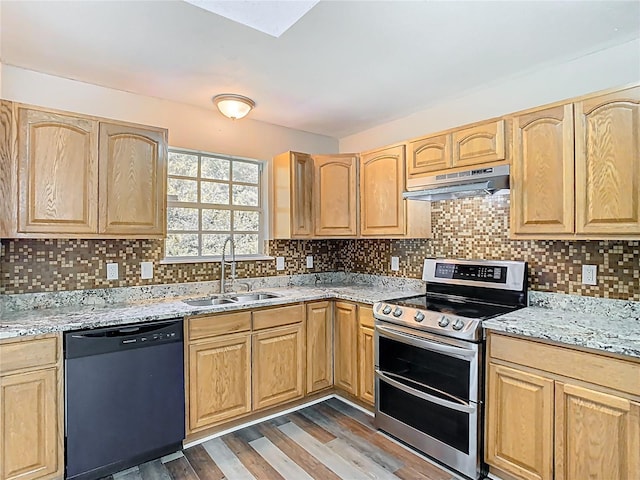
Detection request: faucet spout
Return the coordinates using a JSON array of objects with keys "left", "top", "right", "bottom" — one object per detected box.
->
[{"left": 220, "top": 236, "right": 236, "bottom": 294}]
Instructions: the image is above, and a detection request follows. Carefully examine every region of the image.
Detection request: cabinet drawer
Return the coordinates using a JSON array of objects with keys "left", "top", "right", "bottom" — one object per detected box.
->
[
  {"left": 358, "top": 305, "right": 374, "bottom": 328},
  {"left": 189, "top": 311, "right": 251, "bottom": 341},
  {"left": 253, "top": 304, "right": 304, "bottom": 330},
  {"left": 0, "top": 335, "right": 59, "bottom": 374},
  {"left": 489, "top": 333, "right": 640, "bottom": 397}
]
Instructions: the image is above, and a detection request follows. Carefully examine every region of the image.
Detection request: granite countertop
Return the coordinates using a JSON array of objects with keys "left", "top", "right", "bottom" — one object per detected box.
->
[
  {"left": 0, "top": 283, "right": 423, "bottom": 339},
  {"left": 483, "top": 292, "right": 640, "bottom": 360}
]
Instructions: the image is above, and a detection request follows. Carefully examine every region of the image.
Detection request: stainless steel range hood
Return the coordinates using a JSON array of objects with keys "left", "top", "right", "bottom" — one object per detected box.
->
[{"left": 403, "top": 164, "right": 510, "bottom": 201}]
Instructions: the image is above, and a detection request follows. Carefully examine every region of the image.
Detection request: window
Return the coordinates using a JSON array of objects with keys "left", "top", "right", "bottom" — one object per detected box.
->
[{"left": 165, "top": 149, "right": 264, "bottom": 260}]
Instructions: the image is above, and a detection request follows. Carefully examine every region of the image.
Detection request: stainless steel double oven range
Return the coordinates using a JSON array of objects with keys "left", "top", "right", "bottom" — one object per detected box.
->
[{"left": 373, "top": 258, "right": 527, "bottom": 480}]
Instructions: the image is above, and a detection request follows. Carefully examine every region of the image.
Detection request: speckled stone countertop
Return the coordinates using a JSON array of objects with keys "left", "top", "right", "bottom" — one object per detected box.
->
[
  {"left": 483, "top": 292, "right": 640, "bottom": 359},
  {"left": 0, "top": 274, "right": 425, "bottom": 339}
]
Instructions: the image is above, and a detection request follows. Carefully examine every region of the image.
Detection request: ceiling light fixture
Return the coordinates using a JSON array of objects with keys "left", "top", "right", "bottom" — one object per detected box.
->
[{"left": 212, "top": 94, "right": 255, "bottom": 120}]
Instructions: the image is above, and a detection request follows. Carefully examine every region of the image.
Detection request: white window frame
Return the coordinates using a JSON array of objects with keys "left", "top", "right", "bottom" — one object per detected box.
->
[{"left": 162, "top": 148, "right": 272, "bottom": 263}]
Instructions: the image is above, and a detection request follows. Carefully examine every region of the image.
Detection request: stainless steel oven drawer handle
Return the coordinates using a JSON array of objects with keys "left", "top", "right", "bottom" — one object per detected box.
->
[
  {"left": 376, "top": 370, "right": 476, "bottom": 414},
  {"left": 376, "top": 324, "right": 476, "bottom": 358}
]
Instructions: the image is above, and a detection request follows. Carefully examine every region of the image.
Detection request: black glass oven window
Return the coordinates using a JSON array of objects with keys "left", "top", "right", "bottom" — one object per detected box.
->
[
  {"left": 378, "top": 336, "right": 471, "bottom": 400},
  {"left": 379, "top": 380, "right": 470, "bottom": 454}
]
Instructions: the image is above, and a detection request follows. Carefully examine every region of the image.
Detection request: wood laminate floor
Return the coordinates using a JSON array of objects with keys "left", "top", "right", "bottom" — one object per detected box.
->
[{"left": 107, "top": 398, "right": 460, "bottom": 480}]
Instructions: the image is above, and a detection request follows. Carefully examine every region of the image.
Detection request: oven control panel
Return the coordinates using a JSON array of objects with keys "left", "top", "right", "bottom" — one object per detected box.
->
[{"left": 435, "top": 263, "right": 507, "bottom": 283}]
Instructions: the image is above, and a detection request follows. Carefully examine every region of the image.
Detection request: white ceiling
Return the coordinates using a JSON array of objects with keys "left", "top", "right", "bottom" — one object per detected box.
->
[{"left": 1, "top": 1, "right": 639, "bottom": 138}]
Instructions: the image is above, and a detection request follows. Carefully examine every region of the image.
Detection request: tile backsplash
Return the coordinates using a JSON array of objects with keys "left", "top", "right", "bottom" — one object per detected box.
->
[{"left": 1, "top": 195, "right": 639, "bottom": 300}]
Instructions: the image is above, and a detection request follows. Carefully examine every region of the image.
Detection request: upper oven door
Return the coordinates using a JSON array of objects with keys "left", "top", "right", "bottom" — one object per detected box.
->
[{"left": 375, "top": 321, "right": 480, "bottom": 403}]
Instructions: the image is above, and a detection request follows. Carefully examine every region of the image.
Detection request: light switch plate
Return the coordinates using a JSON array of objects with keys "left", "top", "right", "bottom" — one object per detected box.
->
[
  {"left": 106, "top": 263, "right": 119, "bottom": 280},
  {"left": 391, "top": 256, "right": 400, "bottom": 271},
  {"left": 582, "top": 264, "right": 597, "bottom": 285},
  {"left": 306, "top": 255, "right": 313, "bottom": 268},
  {"left": 141, "top": 261, "right": 154, "bottom": 279},
  {"left": 276, "top": 256, "right": 285, "bottom": 271}
]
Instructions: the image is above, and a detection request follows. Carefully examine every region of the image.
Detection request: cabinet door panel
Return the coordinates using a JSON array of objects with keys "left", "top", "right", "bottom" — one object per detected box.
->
[
  {"left": 452, "top": 119, "right": 506, "bottom": 167},
  {"left": 334, "top": 302, "right": 357, "bottom": 394},
  {"left": 555, "top": 383, "right": 640, "bottom": 480},
  {"left": 575, "top": 87, "right": 640, "bottom": 235},
  {"left": 306, "top": 301, "right": 333, "bottom": 393},
  {"left": 486, "top": 363, "right": 554, "bottom": 480},
  {"left": 358, "top": 326, "right": 375, "bottom": 405},
  {"left": 188, "top": 334, "right": 251, "bottom": 431},
  {"left": 313, "top": 155, "right": 358, "bottom": 236},
  {"left": 408, "top": 134, "right": 451, "bottom": 177},
  {"left": 291, "top": 152, "right": 314, "bottom": 237},
  {"left": 99, "top": 123, "right": 167, "bottom": 235},
  {"left": 360, "top": 145, "right": 405, "bottom": 236},
  {"left": 1, "top": 368, "right": 60, "bottom": 480},
  {"left": 511, "top": 104, "right": 574, "bottom": 234},
  {"left": 252, "top": 324, "right": 304, "bottom": 410},
  {"left": 17, "top": 107, "right": 98, "bottom": 234}
]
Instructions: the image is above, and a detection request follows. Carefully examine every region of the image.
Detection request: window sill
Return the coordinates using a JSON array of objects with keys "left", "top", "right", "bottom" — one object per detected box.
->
[{"left": 160, "top": 255, "right": 275, "bottom": 265}]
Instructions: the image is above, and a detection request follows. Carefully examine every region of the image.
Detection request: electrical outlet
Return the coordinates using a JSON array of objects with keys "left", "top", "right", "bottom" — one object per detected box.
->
[
  {"left": 306, "top": 255, "right": 314, "bottom": 268},
  {"left": 141, "top": 261, "right": 154, "bottom": 279},
  {"left": 582, "top": 264, "right": 597, "bottom": 285},
  {"left": 391, "top": 256, "right": 400, "bottom": 271},
  {"left": 276, "top": 256, "right": 285, "bottom": 271},
  {"left": 106, "top": 263, "right": 119, "bottom": 280}
]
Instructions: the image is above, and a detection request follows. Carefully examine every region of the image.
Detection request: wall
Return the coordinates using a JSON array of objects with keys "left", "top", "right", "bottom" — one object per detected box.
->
[
  {"left": 1, "top": 65, "right": 338, "bottom": 161},
  {"left": 339, "top": 39, "right": 640, "bottom": 152}
]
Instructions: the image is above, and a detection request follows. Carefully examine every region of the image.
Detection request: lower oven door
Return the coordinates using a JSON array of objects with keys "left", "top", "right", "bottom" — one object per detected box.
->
[{"left": 374, "top": 322, "right": 483, "bottom": 479}]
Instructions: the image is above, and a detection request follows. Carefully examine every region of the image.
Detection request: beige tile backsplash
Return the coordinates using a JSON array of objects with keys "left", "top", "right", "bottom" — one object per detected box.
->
[{"left": 2, "top": 195, "right": 638, "bottom": 300}]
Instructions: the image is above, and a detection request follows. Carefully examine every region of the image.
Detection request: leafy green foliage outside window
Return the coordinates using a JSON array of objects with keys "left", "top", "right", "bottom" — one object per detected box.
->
[{"left": 166, "top": 150, "right": 263, "bottom": 259}]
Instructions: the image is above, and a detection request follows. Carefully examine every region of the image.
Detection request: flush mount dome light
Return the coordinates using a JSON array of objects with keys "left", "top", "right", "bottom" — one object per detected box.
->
[{"left": 212, "top": 94, "right": 255, "bottom": 120}]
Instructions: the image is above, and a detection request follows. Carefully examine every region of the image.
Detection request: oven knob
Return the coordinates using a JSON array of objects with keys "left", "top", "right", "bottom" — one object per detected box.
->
[
  {"left": 438, "top": 316, "right": 450, "bottom": 327},
  {"left": 452, "top": 319, "right": 465, "bottom": 331},
  {"left": 382, "top": 305, "right": 392, "bottom": 315},
  {"left": 393, "top": 307, "right": 403, "bottom": 317},
  {"left": 414, "top": 311, "right": 425, "bottom": 322}
]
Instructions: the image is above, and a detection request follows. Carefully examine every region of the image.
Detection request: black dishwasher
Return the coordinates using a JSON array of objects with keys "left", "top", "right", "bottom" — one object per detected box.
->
[{"left": 64, "top": 319, "right": 185, "bottom": 480}]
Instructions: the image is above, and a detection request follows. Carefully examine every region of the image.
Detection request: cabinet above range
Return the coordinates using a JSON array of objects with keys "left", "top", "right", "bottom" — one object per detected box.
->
[{"left": 0, "top": 101, "right": 167, "bottom": 239}]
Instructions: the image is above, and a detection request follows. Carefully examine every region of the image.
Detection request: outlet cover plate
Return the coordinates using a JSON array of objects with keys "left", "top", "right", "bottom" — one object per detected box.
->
[
  {"left": 582, "top": 264, "right": 597, "bottom": 285},
  {"left": 106, "top": 263, "right": 119, "bottom": 280},
  {"left": 276, "top": 256, "right": 285, "bottom": 271},
  {"left": 306, "top": 255, "right": 313, "bottom": 268},
  {"left": 391, "top": 256, "right": 400, "bottom": 271},
  {"left": 141, "top": 261, "right": 154, "bottom": 279}
]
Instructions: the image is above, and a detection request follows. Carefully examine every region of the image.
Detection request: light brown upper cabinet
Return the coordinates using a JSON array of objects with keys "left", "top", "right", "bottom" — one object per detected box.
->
[
  {"left": 511, "top": 104, "right": 575, "bottom": 235},
  {"left": 98, "top": 122, "right": 166, "bottom": 236},
  {"left": 575, "top": 87, "right": 640, "bottom": 235},
  {"left": 511, "top": 85, "right": 640, "bottom": 238},
  {"left": 407, "top": 133, "right": 451, "bottom": 178},
  {"left": 313, "top": 154, "right": 359, "bottom": 237},
  {"left": 452, "top": 119, "right": 506, "bottom": 168},
  {"left": 0, "top": 103, "right": 168, "bottom": 239},
  {"left": 271, "top": 151, "right": 314, "bottom": 239}
]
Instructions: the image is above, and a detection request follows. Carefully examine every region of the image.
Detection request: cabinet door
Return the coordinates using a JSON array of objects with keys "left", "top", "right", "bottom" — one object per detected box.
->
[
  {"left": 486, "top": 363, "right": 554, "bottom": 480},
  {"left": 188, "top": 333, "right": 251, "bottom": 432},
  {"left": 252, "top": 324, "right": 304, "bottom": 410},
  {"left": 575, "top": 87, "right": 640, "bottom": 235},
  {"left": 17, "top": 107, "right": 98, "bottom": 234},
  {"left": 1, "top": 368, "right": 60, "bottom": 480},
  {"left": 360, "top": 145, "right": 405, "bottom": 236},
  {"left": 313, "top": 155, "right": 358, "bottom": 236},
  {"left": 452, "top": 119, "right": 506, "bottom": 168},
  {"left": 511, "top": 105, "right": 575, "bottom": 235},
  {"left": 358, "top": 326, "right": 375, "bottom": 405},
  {"left": 99, "top": 122, "right": 167, "bottom": 236},
  {"left": 334, "top": 301, "right": 358, "bottom": 394},
  {"left": 555, "top": 383, "right": 640, "bottom": 480},
  {"left": 306, "top": 301, "right": 333, "bottom": 393},
  {"left": 407, "top": 134, "right": 452, "bottom": 177}
]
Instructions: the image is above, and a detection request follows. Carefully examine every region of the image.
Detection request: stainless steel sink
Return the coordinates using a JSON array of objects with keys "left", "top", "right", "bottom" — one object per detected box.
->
[
  {"left": 183, "top": 297, "right": 235, "bottom": 307},
  {"left": 227, "top": 293, "right": 279, "bottom": 302}
]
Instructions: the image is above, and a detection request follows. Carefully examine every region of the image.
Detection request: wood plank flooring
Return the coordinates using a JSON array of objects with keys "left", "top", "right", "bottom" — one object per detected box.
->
[{"left": 107, "top": 398, "right": 459, "bottom": 480}]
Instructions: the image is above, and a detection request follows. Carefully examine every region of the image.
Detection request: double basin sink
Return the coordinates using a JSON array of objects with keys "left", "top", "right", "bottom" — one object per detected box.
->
[{"left": 183, "top": 292, "right": 280, "bottom": 307}]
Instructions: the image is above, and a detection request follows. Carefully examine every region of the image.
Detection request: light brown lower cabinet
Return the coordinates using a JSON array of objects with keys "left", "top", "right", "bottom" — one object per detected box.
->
[
  {"left": 306, "top": 301, "right": 333, "bottom": 393},
  {"left": 334, "top": 301, "right": 358, "bottom": 394},
  {"left": 358, "top": 306, "right": 375, "bottom": 405},
  {"left": 0, "top": 335, "right": 63, "bottom": 480},
  {"left": 486, "top": 332, "right": 640, "bottom": 480}
]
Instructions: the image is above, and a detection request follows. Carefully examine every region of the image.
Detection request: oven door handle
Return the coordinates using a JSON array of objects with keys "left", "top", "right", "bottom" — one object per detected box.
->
[
  {"left": 376, "top": 370, "right": 476, "bottom": 414},
  {"left": 376, "top": 324, "right": 476, "bottom": 359}
]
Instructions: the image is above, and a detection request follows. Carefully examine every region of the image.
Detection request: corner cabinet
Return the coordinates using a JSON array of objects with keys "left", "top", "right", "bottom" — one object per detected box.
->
[
  {"left": 0, "top": 335, "right": 63, "bottom": 480},
  {"left": 1, "top": 102, "right": 168, "bottom": 239},
  {"left": 511, "top": 86, "right": 640, "bottom": 239},
  {"left": 486, "top": 332, "right": 640, "bottom": 480}
]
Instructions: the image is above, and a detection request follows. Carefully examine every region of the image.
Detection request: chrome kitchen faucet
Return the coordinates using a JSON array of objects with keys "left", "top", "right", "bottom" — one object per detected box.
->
[{"left": 220, "top": 236, "right": 236, "bottom": 294}]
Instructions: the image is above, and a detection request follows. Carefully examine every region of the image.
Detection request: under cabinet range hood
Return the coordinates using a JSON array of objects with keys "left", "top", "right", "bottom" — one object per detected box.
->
[{"left": 403, "top": 164, "right": 510, "bottom": 201}]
